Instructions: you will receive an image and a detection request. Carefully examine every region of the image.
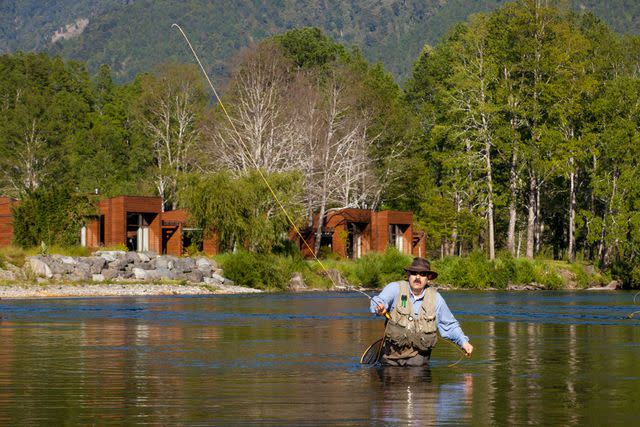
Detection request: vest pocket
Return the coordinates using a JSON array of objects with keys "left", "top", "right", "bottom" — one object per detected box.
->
[{"left": 385, "top": 322, "right": 412, "bottom": 347}]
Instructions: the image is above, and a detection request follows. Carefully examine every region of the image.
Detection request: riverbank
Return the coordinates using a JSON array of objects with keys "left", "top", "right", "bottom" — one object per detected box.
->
[{"left": 0, "top": 281, "right": 262, "bottom": 299}]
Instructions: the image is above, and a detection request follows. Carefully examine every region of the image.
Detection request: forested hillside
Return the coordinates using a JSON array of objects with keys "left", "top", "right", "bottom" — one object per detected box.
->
[
  {"left": 5, "top": 1, "right": 640, "bottom": 83},
  {"left": 3, "top": 0, "right": 508, "bottom": 82},
  {"left": 0, "top": 1, "right": 123, "bottom": 52},
  {"left": 3, "top": 2, "right": 640, "bottom": 286}
]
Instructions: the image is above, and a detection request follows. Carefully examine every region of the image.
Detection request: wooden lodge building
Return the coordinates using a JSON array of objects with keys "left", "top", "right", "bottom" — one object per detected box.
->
[
  {"left": 297, "top": 208, "right": 426, "bottom": 259},
  {"left": 0, "top": 196, "right": 425, "bottom": 259},
  {"left": 79, "top": 196, "right": 218, "bottom": 256}
]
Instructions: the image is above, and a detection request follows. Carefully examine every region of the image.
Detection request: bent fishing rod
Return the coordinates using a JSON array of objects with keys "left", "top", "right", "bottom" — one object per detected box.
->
[{"left": 173, "top": 25, "right": 471, "bottom": 369}]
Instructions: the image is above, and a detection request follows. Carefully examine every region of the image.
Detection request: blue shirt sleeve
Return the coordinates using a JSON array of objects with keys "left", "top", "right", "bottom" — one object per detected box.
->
[
  {"left": 435, "top": 293, "right": 469, "bottom": 347},
  {"left": 369, "top": 282, "right": 400, "bottom": 313}
]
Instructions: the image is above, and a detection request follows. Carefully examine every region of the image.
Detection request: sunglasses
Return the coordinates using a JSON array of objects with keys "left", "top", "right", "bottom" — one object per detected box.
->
[{"left": 409, "top": 271, "right": 431, "bottom": 278}]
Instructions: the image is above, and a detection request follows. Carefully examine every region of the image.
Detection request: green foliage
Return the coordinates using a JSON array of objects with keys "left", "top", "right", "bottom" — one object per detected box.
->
[
  {"left": 432, "top": 253, "right": 576, "bottom": 290},
  {"left": 342, "top": 248, "right": 412, "bottom": 288},
  {"left": 0, "top": 52, "right": 154, "bottom": 198},
  {"left": 179, "top": 170, "right": 305, "bottom": 254},
  {"left": 274, "top": 27, "right": 347, "bottom": 69},
  {"left": 11, "top": 186, "right": 96, "bottom": 248},
  {"left": 0, "top": 245, "right": 27, "bottom": 267},
  {"left": 217, "top": 250, "right": 302, "bottom": 290},
  {"left": 27, "top": 0, "right": 511, "bottom": 84},
  {"left": 433, "top": 252, "right": 495, "bottom": 289}
]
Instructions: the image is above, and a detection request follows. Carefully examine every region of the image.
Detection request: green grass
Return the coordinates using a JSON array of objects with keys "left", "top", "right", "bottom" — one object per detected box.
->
[{"left": 430, "top": 252, "right": 603, "bottom": 290}]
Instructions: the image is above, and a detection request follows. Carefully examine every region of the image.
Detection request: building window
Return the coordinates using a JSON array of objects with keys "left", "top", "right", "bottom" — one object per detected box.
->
[
  {"left": 126, "top": 213, "right": 155, "bottom": 252},
  {"left": 389, "top": 224, "right": 408, "bottom": 253},
  {"left": 347, "top": 222, "right": 367, "bottom": 259}
]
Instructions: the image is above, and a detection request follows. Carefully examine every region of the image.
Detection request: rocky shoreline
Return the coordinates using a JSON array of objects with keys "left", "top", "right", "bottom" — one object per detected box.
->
[
  {"left": 0, "top": 251, "right": 622, "bottom": 300},
  {"left": 0, "top": 281, "right": 262, "bottom": 299},
  {"left": 0, "top": 251, "right": 262, "bottom": 299}
]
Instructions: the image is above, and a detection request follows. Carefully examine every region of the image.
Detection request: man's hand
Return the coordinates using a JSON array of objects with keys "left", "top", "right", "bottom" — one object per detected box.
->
[
  {"left": 462, "top": 342, "right": 473, "bottom": 356},
  {"left": 374, "top": 303, "right": 388, "bottom": 317}
]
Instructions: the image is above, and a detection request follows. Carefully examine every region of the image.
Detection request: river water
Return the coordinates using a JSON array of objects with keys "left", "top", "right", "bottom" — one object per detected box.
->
[{"left": 0, "top": 291, "right": 638, "bottom": 425}]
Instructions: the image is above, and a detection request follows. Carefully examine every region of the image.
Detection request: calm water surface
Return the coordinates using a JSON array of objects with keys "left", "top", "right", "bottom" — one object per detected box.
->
[{"left": 1, "top": 291, "right": 639, "bottom": 425}]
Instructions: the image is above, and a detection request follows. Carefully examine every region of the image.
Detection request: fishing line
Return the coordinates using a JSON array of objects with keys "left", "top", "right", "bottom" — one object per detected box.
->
[
  {"left": 172, "top": 23, "right": 337, "bottom": 287},
  {"left": 443, "top": 337, "right": 469, "bottom": 368},
  {"left": 173, "top": 25, "right": 466, "bottom": 367},
  {"left": 627, "top": 290, "right": 640, "bottom": 319}
]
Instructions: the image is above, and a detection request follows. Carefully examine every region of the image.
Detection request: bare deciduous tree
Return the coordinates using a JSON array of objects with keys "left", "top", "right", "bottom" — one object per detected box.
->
[
  {"left": 138, "top": 64, "right": 206, "bottom": 211},
  {"left": 2, "top": 119, "right": 50, "bottom": 196},
  {"left": 204, "top": 43, "right": 303, "bottom": 174},
  {"left": 202, "top": 45, "right": 382, "bottom": 256}
]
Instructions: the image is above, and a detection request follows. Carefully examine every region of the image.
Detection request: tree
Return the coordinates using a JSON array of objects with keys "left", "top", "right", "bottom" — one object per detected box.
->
[
  {"left": 179, "top": 170, "right": 304, "bottom": 253},
  {"left": 12, "top": 185, "right": 95, "bottom": 248},
  {"left": 136, "top": 63, "right": 208, "bottom": 210},
  {"left": 203, "top": 42, "right": 303, "bottom": 174}
]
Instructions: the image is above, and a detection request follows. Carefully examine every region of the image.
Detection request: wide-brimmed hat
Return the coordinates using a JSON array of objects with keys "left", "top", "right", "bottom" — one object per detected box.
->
[{"left": 404, "top": 257, "right": 438, "bottom": 279}]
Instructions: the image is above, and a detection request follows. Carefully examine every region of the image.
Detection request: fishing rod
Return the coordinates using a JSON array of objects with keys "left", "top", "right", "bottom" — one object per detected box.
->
[
  {"left": 348, "top": 285, "right": 391, "bottom": 320},
  {"left": 173, "top": 26, "right": 467, "bottom": 368}
]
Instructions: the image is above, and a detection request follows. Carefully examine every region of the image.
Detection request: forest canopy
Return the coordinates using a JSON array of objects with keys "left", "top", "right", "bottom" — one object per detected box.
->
[{"left": 3, "top": 1, "right": 640, "bottom": 285}]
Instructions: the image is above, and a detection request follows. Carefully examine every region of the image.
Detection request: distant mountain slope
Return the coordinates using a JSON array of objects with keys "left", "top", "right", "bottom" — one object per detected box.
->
[
  {"left": 6, "top": 0, "right": 508, "bottom": 82},
  {"left": 0, "top": 1, "right": 125, "bottom": 52},
  {"left": 2, "top": 1, "right": 639, "bottom": 83}
]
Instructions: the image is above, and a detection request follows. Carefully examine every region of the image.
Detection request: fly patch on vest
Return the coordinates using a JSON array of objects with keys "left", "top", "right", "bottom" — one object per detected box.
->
[{"left": 384, "top": 281, "right": 438, "bottom": 352}]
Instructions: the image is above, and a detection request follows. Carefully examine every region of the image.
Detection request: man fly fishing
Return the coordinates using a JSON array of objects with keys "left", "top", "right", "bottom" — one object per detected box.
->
[{"left": 370, "top": 257, "right": 473, "bottom": 366}]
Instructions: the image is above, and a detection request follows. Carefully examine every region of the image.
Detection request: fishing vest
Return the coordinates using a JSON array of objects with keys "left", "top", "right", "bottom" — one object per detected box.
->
[{"left": 384, "top": 281, "right": 438, "bottom": 352}]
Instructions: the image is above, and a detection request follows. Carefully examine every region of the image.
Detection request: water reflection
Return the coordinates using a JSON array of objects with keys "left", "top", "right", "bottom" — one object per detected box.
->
[
  {"left": 369, "top": 367, "right": 473, "bottom": 426},
  {"left": 0, "top": 292, "right": 639, "bottom": 425}
]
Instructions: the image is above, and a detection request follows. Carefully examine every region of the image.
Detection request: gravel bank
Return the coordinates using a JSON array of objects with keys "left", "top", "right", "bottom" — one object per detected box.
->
[{"left": 0, "top": 282, "right": 262, "bottom": 299}]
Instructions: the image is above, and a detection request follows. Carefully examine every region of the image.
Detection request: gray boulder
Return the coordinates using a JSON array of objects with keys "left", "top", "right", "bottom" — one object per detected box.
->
[
  {"left": 126, "top": 252, "right": 141, "bottom": 264},
  {"left": 28, "top": 257, "right": 53, "bottom": 279},
  {"left": 175, "top": 258, "right": 195, "bottom": 272},
  {"left": 133, "top": 267, "right": 148, "bottom": 280},
  {"left": 155, "top": 268, "right": 175, "bottom": 280},
  {"left": 156, "top": 255, "right": 179, "bottom": 270},
  {"left": 95, "top": 251, "right": 126, "bottom": 262},
  {"left": 288, "top": 272, "right": 307, "bottom": 292},
  {"left": 87, "top": 257, "right": 106, "bottom": 274},
  {"left": 101, "top": 269, "right": 119, "bottom": 280},
  {"left": 187, "top": 270, "right": 204, "bottom": 283},
  {"left": 209, "top": 273, "right": 226, "bottom": 284},
  {"left": 55, "top": 255, "right": 78, "bottom": 265},
  {"left": 136, "top": 262, "right": 153, "bottom": 271},
  {"left": 204, "top": 276, "right": 222, "bottom": 285},
  {"left": 606, "top": 280, "right": 622, "bottom": 290},
  {"left": 50, "top": 261, "right": 74, "bottom": 275},
  {"left": 197, "top": 265, "right": 213, "bottom": 277},
  {"left": 195, "top": 257, "right": 213, "bottom": 268}
]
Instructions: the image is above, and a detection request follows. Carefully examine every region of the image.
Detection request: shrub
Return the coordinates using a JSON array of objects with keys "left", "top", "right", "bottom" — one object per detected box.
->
[
  {"left": 492, "top": 254, "right": 516, "bottom": 289},
  {"left": 12, "top": 186, "right": 95, "bottom": 248},
  {"left": 567, "top": 262, "right": 591, "bottom": 289},
  {"left": 0, "top": 245, "right": 27, "bottom": 267},
  {"left": 349, "top": 252, "right": 382, "bottom": 287},
  {"left": 514, "top": 258, "right": 536, "bottom": 284},
  {"left": 434, "top": 252, "right": 495, "bottom": 289},
  {"left": 344, "top": 248, "right": 411, "bottom": 288},
  {"left": 219, "top": 250, "right": 300, "bottom": 290},
  {"left": 532, "top": 262, "right": 563, "bottom": 289}
]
